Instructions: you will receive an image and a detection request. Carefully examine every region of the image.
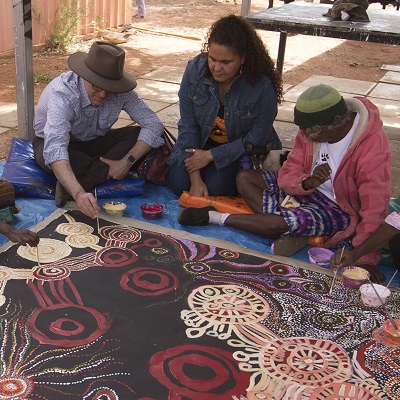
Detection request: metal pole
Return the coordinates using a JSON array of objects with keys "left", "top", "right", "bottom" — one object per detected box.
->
[{"left": 12, "top": 0, "right": 34, "bottom": 140}]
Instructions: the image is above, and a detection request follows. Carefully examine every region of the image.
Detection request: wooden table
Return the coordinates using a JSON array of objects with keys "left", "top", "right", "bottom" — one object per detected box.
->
[{"left": 246, "top": 3, "right": 400, "bottom": 75}]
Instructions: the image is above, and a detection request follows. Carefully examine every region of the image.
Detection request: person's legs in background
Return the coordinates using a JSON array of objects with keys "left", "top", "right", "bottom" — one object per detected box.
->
[{"left": 133, "top": 0, "right": 146, "bottom": 18}]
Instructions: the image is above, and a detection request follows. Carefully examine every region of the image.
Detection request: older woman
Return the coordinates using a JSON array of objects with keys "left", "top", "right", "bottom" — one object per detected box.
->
[
  {"left": 167, "top": 14, "right": 282, "bottom": 197},
  {"left": 178, "top": 84, "right": 392, "bottom": 283}
]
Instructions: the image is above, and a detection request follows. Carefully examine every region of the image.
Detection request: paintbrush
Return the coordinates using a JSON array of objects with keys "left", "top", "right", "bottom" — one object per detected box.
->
[
  {"left": 386, "top": 270, "right": 398, "bottom": 288},
  {"left": 329, "top": 247, "right": 345, "bottom": 295},
  {"left": 368, "top": 279, "right": 399, "bottom": 331},
  {"left": 34, "top": 221, "right": 41, "bottom": 267},
  {"left": 94, "top": 187, "right": 100, "bottom": 234}
]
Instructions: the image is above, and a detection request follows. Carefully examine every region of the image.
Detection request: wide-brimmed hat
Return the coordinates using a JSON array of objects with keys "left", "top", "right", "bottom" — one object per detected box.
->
[
  {"left": 68, "top": 41, "right": 137, "bottom": 93},
  {"left": 294, "top": 84, "right": 347, "bottom": 128}
]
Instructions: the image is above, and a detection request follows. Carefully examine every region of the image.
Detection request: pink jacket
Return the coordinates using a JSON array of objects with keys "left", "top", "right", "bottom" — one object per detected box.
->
[{"left": 278, "top": 97, "right": 392, "bottom": 266}]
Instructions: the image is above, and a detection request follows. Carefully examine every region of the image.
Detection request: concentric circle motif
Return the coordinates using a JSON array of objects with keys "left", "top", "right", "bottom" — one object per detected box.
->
[
  {"left": 120, "top": 267, "right": 178, "bottom": 296},
  {"left": 302, "top": 281, "right": 327, "bottom": 295},
  {"left": 17, "top": 238, "right": 72, "bottom": 264},
  {"left": 83, "top": 387, "right": 117, "bottom": 400},
  {"left": 33, "top": 265, "right": 70, "bottom": 281},
  {"left": 56, "top": 222, "right": 93, "bottom": 236},
  {"left": 95, "top": 247, "right": 138, "bottom": 268},
  {"left": 219, "top": 250, "right": 240, "bottom": 259},
  {"left": 151, "top": 247, "right": 169, "bottom": 255},
  {"left": 309, "top": 382, "right": 382, "bottom": 399},
  {"left": 269, "top": 264, "right": 291, "bottom": 276},
  {"left": 385, "top": 377, "right": 400, "bottom": 399},
  {"left": 0, "top": 377, "right": 33, "bottom": 399},
  {"left": 271, "top": 278, "right": 293, "bottom": 290},
  {"left": 149, "top": 344, "right": 250, "bottom": 399},
  {"left": 100, "top": 226, "right": 141, "bottom": 243},
  {"left": 311, "top": 311, "right": 348, "bottom": 331},
  {"left": 188, "top": 285, "right": 270, "bottom": 325},
  {"left": 65, "top": 233, "right": 99, "bottom": 248},
  {"left": 27, "top": 304, "right": 111, "bottom": 347},
  {"left": 183, "top": 261, "right": 211, "bottom": 275},
  {"left": 259, "top": 337, "right": 351, "bottom": 386}
]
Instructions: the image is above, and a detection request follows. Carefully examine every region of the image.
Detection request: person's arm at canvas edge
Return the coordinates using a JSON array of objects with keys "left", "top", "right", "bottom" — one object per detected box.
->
[
  {"left": 330, "top": 214, "right": 400, "bottom": 277},
  {"left": 51, "top": 160, "right": 100, "bottom": 219},
  {"left": 0, "top": 220, "right": 39, "bottom": 247}
]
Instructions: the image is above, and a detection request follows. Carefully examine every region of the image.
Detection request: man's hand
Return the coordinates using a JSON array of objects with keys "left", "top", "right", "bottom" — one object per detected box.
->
[
  {"left": 100, "top": 157, "right": 131, "bottom": 180},
  {"left": 75, "top": 191, "right": 101, "bottom": 219}
]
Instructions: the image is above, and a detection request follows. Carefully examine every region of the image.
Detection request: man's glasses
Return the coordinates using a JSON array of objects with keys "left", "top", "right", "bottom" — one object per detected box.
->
[{"left": 91, "top": 84, "right": 112, "bottom": 95}]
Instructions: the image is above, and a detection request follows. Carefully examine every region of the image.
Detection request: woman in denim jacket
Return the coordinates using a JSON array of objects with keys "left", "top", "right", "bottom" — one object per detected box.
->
[{"left": 167, "top": 14, "right": 283, "bottom": 197}]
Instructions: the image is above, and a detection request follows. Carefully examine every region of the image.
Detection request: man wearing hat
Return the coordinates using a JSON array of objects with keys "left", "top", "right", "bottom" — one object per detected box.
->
[
  {"left": 178, "top": 84, "right": 392, "bottom": 283},
  {"left": 33, "top": 41, "right": 164, "bottom": 219}
]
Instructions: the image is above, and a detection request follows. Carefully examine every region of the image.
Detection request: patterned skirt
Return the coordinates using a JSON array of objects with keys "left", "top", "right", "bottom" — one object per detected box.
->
[{"left": 262, "top": 171, "right": 350, "bottom": 237}]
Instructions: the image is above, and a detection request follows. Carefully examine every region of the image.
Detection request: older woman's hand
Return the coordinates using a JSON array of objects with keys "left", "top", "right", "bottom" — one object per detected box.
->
[
  {"left": 302, "top": 163, "right": 332, "bottom": 190},
  {"left": 329, "top": 248, "right": 354, "bottom": 271}
]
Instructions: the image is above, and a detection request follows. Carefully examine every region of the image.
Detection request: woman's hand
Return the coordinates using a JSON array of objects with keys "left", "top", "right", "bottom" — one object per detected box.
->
[
  {"left": 330, "top": 248, "right": 354, "bottom": 271},
  {"left": 189, "top": 180, "right": 209, "bottom": 197},
  {"left": 184, "top": 149, "right": 213, "bottom": 173},
  {"left": 189, "top": 170, "right": 209, "bottom": 196},
  {"left": 302, "top": 163, "right": 332, "bottom": 190}
]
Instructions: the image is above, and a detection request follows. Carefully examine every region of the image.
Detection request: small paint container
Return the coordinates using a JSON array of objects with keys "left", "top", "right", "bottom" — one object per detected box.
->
[
  {"left": 103, "top": 201, "right": 126, "bottom": 216},
  {"left": 359, "top": 283, "right": 391, "bottom": 307},
  {"left": 342, "top": 266, "right": 370, "bottom": 289},
  {"left": 382, "top": 319, "right": 400, "bottom": 345},
  {"left": 308, "top": 247, "right": 334, "bottom": 267},
  {"left": 140, "top": 203, "right": 164, "bottom": 220}
]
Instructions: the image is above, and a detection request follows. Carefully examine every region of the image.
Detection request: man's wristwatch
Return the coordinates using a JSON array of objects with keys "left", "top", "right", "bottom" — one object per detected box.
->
[{"left": 125, "top": 154, "right": 136, "bottom": 166}]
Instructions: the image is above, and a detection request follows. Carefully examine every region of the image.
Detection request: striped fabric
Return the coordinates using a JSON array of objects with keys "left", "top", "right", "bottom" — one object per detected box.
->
[{"left": 262, "top": 171, "right": 350, "bottom": 237}]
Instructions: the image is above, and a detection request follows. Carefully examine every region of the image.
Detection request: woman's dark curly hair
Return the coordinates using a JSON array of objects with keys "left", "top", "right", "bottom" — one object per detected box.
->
[{"left": 201, "top": 14, "right": 283, "bottom": 104}]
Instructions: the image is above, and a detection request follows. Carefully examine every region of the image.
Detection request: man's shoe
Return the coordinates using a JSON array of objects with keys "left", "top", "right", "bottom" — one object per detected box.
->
[
  {"left": 177, "top": 206, "right": 216, "bottom": 226},
  {"left": 133, "top": 14, "right": 145, "bottom": 19},
  {"left": 272, "top": 236, "right": 308, "bottom": 257},
  {"left": 55, "top": 181, "right": 72, "bottom": 206}
]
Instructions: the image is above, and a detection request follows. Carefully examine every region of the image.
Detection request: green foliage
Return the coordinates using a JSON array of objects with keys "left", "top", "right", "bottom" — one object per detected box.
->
[
  {"left": 33, "top": 0, "right": 87, "bottom": 53},
  {"left": 33, "top": 71, "right": 53, "bottom": 84}
]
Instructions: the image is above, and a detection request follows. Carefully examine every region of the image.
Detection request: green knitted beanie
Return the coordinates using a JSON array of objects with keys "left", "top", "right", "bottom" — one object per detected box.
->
[{"left": 294, "top": 84, "right": 347, "bottom": 128}]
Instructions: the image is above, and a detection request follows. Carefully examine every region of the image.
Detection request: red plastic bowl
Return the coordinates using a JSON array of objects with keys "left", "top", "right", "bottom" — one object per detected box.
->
[{"left": 140, "top": 203, "right": 164, "bottom": 220}]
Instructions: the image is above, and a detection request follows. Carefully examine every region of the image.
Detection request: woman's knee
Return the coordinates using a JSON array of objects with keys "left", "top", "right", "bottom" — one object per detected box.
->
[{"left": 167, "top": 163, "right": 190, "bottom": 196}]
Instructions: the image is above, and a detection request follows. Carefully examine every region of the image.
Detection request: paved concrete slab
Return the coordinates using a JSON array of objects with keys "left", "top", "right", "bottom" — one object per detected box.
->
[
  {"left": 139, "top": 66, "right": 185, "bottom": 84},
  {"left": 382, "top": 65, "right": 400, "bottom": 72},
  {"left": 135, "top": 79, "right": 179, "bottom": 103},
  {"left": 0, "top": 103, "right": 18, "bottom": 129},
  {"left": 283, "top": 76, "right": 377, "bottom": 102},
  {"left": 155, "top": 103, "right": 180, "bottom": 129},
  {"left": 379, "top": 71, "right": 400, "bottom": 85},
  {"left": 365, "top": 97, "right": 400, "bottom": 121},
  {"left": 277, "top": 101, "right": 295, "bottom": 123},
  {"left": 274, "top": 120, "right": 297, "bottom": 149},
  {"left": 369, "top": 82, "right": 400, "bottom": 101}
]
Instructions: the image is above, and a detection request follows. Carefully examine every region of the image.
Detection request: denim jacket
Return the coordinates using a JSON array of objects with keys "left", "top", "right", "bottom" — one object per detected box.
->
[{"left": 168, "top": 54, "right": 281, "bottom": 170}]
